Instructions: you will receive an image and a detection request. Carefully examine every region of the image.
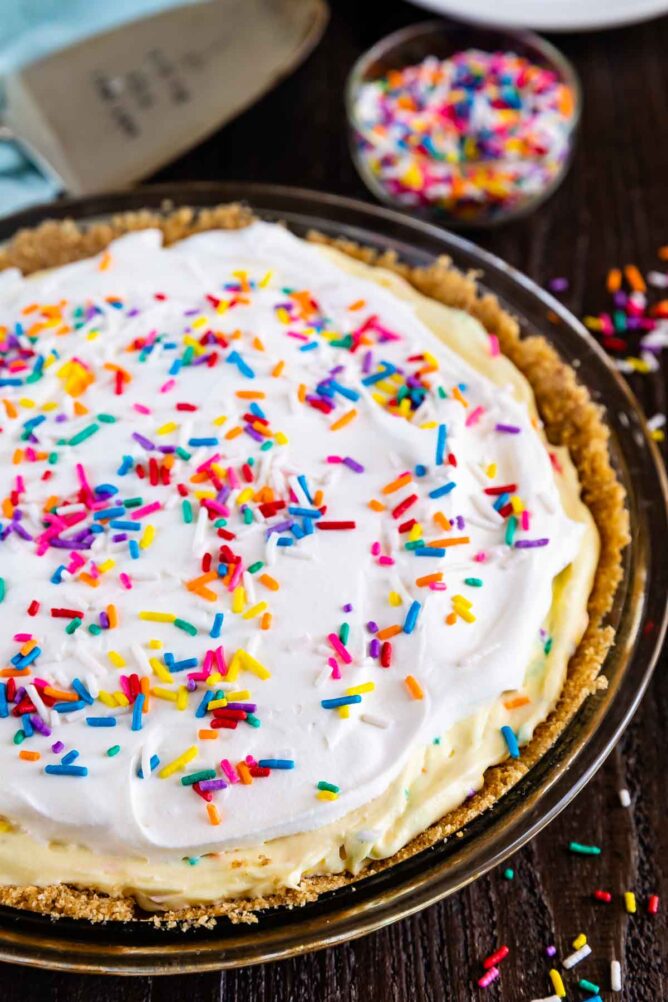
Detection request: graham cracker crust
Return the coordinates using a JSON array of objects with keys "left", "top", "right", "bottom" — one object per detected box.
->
[{"left": 0, "top": 203, "right": 630, "bottom": 927}]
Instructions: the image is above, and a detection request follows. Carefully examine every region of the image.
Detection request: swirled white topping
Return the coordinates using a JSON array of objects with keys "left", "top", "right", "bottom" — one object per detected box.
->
[{"left": 0, "top": 222, "right": 586, "bottom": 862}]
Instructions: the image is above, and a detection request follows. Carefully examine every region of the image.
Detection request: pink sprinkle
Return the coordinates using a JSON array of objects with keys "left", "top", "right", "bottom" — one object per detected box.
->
[
  {"left": 521, "top": 510, "right": 530, "bottom": 531},
  {"left": 429, "top": 582, "right": 447, "bottom": 591},
  {"left": 465, "top": 405, "right": 485, "bottom": 427},
  {"left": 214, "top": 645, "right": 226, "bottom": 675},
  {"left": 227, "top": 467, "right": 241, "bottom": 490},
  {"left": 134, "top": 501, "right": 162, "bottom": 519},
  {"left": 13, "top": 633, "right": 32, "bottom": 642},
  {"left": 160, "top": 379, "right": 176, "bottom": 393},
  {"left": 478, "top": 967, "right": 500, "bottom": 988},
  {"left": 488, "top": 334, "right": 500, "bottom": 357},
  {"left": 328, "top": 657, "right": 341, "bottom": 679},
  {"left": 328, "top": 633, "right": 352, "bottom": 664},
  {"left": 473, "top": 551, "right": 488, "bottom": 562},
  {"left": 120, "top": 572, "right": 133, "bottom": 590},
  {"left": 220, "top": 759, "right": 239, "bottom": 784},
  {"left": 133, "top": 403, "right": 151, "bottom": 415},
  {"left": 371, "top": 541, "right": 381, "bottom": 556},
  {"left": 202, "top": 498, "right": 230, "bottom": 518},
  {"left": 202, "top": 650, "right": 214, "bottom": 674},
  {"left": 326, "top": 455, "right": 343, "bottom": 464},
  {"left": 228, "top": 560, "right": 244, "bottom": 591},
  {"left": 378, "top": 555, "right": 395, "bottom": 566},
  {"left": 119, "top": 675, "right": 131, "bottom": 699}
]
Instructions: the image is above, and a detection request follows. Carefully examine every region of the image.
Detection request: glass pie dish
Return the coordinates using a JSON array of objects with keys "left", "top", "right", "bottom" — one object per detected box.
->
[{"left": 0, "top": 182, "right": 664, "bottom": 974}]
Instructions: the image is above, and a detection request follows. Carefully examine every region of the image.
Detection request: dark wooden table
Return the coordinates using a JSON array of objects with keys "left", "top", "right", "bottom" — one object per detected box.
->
[{"left": 3, "top": 3, "right": 666, "bottom": 998}]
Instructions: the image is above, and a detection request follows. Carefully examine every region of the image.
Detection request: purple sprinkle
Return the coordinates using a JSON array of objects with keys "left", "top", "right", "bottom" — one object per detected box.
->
[
  {"left": 548, "top": 277, "right": 569, "bottom": 292},
  {"left": 266, "top": 519, "right": 294, "bottom": 538},
  {"left": 362, "top": 350, "right": 373, "bottom": 375},
  {"left": 31, "top": 715, "right": 51, "bottom": 737},
  {"left": 51, "top": 740, "right": 65, "bottom": 754},
  {"left": 343, "top": 457, "right": 365, "bottom": 473},
  {"left": 515, "top": 538, "right": 549, "bottom": 548},
  {"left": 111, "top": 533, "right": 128, "bottom": 543},
  {"left": 14, "top": 686, "right": 26, "bottom": 704},
  {"left": 198, "top": 778, "right": 228, "bottom": 792},
  {"left": 342, "top": 603, "right": 353, "bottom": 613},
  {"left": 546, "top": 945, "right": 557, "bottom": 957},
  {"left": 132, "top": 432, "right": 155, "bottom": 451},
  {"left": 366, "top": 621, "right": 378, "bottom": 634},
  {"left": 225, "top": 702, "right": 257, "bottom": 712},
  {"left": 369, "top": 638, "right": 381, "bottom": 658},
  {"left": 99, "top": 610, "right": 110, "bottom": 629},
  {"left": 186, "top": 678, "right": 197, "bottom": 692},
  {"left": 495, "top": 423, "right": 521, "bottom": 434},
  {"left": 243, "top": 425, "right": 264, "bottom": 443}
]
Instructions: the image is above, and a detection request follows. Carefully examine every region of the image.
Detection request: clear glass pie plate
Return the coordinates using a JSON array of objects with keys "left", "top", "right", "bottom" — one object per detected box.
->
[{"left": 0, "top": 183, "right": 665, "bottom": 975}]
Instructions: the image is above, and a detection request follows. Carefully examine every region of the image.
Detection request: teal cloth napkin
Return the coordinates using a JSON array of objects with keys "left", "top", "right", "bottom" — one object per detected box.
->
[{"left": 0, "top": 0, "right": 201, "bottom": 216}]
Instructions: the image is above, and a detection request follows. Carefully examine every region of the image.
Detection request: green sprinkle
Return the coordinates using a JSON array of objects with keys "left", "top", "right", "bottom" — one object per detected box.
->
[
  {"left": 247, "top": 457, "right": 255, "bottom": 467},
  {"left": 65, "top": 617, "right": 83, "bottom": 635},
  {"left": 97, "top": 413, "right": 117, "bottom": 423},
  {"left": 317, "top": 781, "right": 340, "bottom": 794},
  {"left": 174, "top": 618, "right": 197, "bottom": 636},
  {"left": 124, "top": 497, "right": 143, "bottom": 508},
  {"left": 0, "top": 578, "right": 5, "bottom": 603},
  {"left": 339, "top": 622, "right": 350, "bottom": 645},
  {"left": 579, "top": 979, "right": 600, "bottom": 994},
  {"left": 242, "top": 507, "right": 253, "bottom": 525},
  {"left": 88, "top": 623, "right": 102, "bottom": 636},
  {"left": 569, "top": 841, "right": 601, "bottom": 856},
  {"left": 107, "top": 745, "right": 121, "bottom": 757},
  {"left": 248, "top": 561, "right": 264, "bottom": 574},
  {"left": 186, "top": 856, "right": 200, "bottom": 866},
  {"left": 48, "top": 451, "right": 59, "bottom": 464},
  {"left": 181, "top": 769, "right": 216, "bottom": 787},
  {"left": 504, "top": 515, "right": 517, "bottom": 547},
  {"left": 175, "top": 447, "right": 192, "bottom": 461},
  {"left": 67, "top": 423, "right": 100, "bottom": 447},
  {"left": 544, "top": 636, "right": 553, "bottom": 655},
  {"left": 464, "top": 577, "right": 483, "bottom": 587},
  {"left": 503, "top": 867, "right": 514, "bottom": 880},
  {"left": 246, "top": 713, "right": 261, "bottom": 728},
  {"left": 213, "top": 518, "right": 227, "bottom": 528},
  {"left": 182, "top": 499, "right": 193, "bottom": 524},
  {"left": 260, "top": 440, "right": 274, "bottom": 452},
  {"left": 437, "top": 386, "right": 447, "bottom": 399},
  {"left": 13, "top": 730, "right": 25, "bottom": 745},
  {"left": 182, "top": 345, "right": 195, "bottom": 366}
]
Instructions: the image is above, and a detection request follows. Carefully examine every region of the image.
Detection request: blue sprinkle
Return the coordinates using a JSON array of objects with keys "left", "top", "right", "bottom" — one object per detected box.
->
[
  {"left": 321, "top": 695, "right": 362, "bottom": 709},
  {"left": 403, "top": 600, "right": 421, "bottom": 635},
  {"left": 61, "top": 750, "right": 80, "bottom": 765},
  {"left": 22, "top": 713, "right": 33, "bottom": 737},
  {"left": 53, "top": 700, "right": 86, "bottom": 713},
  {"left": 501, "top": 725, "right": 520, "bottom": 759},
  {"left": 45, "top": 765, "right": 88, "bottom": 777},
  {"left": 132, "top": 693, "right": 145, "bottom": 732},
  {"left": 110, "top": 520, "right": 141, "bottom": 530},
  {"left": 210, "top": 612, "right": 224, "bottom": 639},
  {"left": 435, "top": 423, "right": 447, "bottom": 465},
  {"left": 414, "top": 464, "right": 427, "bottom": 477},
  {"left": 128, "top": 539, "right": 140, "bottom": 559},
  {"left": 86, "top": 717, "right": 116, "bottom": 727},
  {"left": 0, "top": 683, "right": 7, "bottom": 719},
  {"left": 137, "top": 754, "right": 160, "bottom": 779},
  {"left": 72, "top": 678, "right": 94, "bottom": 705},
  {"left": 258, "top": 759, "right": 295, "bottom": 769},
  {"left": 428, "top": 481, "right": 456, "bottom": 500},
  {"left": 415, "top": 547, "right": 446, "bottom": 557},
  {"left": 188, "top": 437, "right": 219, "bottom": 447},
  {"left": 297, "top": 474, "right": 313, "bottom": 504},
  {"left": 195, "top": 692, "right": 213, "bottom": 719}
]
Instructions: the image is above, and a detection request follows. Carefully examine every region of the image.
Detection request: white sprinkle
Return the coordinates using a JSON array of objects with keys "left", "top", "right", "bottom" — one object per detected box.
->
[
  {"left": 647, "top": 270, "right": 668, "bottom": 288},
  {"left": 361, "top": 712, "right": 389, "bottom": 729},
  {"left": 618, "top": 788, "right": 631, "bottom": 807},
  {"left": 563, "top": 943, "right": 591, "bottom": 968},
  {"left": 611, "top": 959, "right": 622, "bottom": 991},
  {"left": 647, "top": 412, "right": 666, "bottom": 432}
]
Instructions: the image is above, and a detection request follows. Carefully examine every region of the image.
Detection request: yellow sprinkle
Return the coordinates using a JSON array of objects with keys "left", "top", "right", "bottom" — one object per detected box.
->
[
  {"left": 572, "top": 933, "right": 587, "bottom": 950},
  {"left": 148, "top": 639, "right": 163, "bottom": 650},
  {"left": 226, "top": 690, "right": 250, "bottom": 701},
  {"left": 113, "top": 692, "right": 130, "bottom": 707},
  {"left": 97, "top": 559, "right": 115, "bottom": 573},
  {"left": 338, "top": 705, "right": 350, "bottom": 719},
  {"left": 240, "top": 650, "right": 271, "bottom": 680},
  {"left": 107, "top": 651, "right": 125, "bottom": 668},
  {"left": 549, "top": 969, "right": 566, "bottom": 997},
  {"left": 452, "top": 594, "right": 473, "bottom": 609},
  {"left": 156, "top": 422, "right": 178, "bottom": 435},
  {"left": 159, "top": 746, "right": 198, "bottom": 779},
  {"left": 231, "top": 586, "right": 246, "bottom": 614},
  {"left": 242, "top": 601, "right": 268, "bottom": 620},
  {"left": 625, "top": 891, "right": 637, "bottom": 913},
  {"left": 317, "top": 790, "right": 338, "bottom": 801},
  {"left": 206, "top": 671, "right": 224, "bottom": 687},
  {"left": 207, "top": 698, "right": 228, "bottom": 710},
  {"left": 139, "top": 611, "right": 175, "bottom": 623},
  {"left": 419, "top": 421, "right": 438, "bottom": 429},
  {"left": 345, "top": 682, "right": 375, "bottom": 696},
  {"left": 388, "top": 591, "right": 402, "bottom": 607},
  {"left": 407, "top": 524, "right": 423, "bottom": 542},
  {"left": 149, "top": 657, "right": 173, "bottom": 683},
  {"left": 274, "top": 431, "right": 288, "bottom": 445},
  {"left": 98, "top": 691, "right": 116, "bottom": 708},
  {"left": 236, "top": 487, "right": 254, "bottom": 506},
  {"left": 486, "top": 463, "right": 497, "bottom": 478},
  {"left": 152, "top": 687, "right": 178, "bottom": 702},
  {"left": 176, "top": 686, "right": 188, "bottom": 711},
  {"left": 212, "top": 414, "right": 228, "bottom": 426},
  {"left": 140, "top": 525, "right": 156, "bottom": 549},
  {"left": 510, "top": 495, "right": 524, "bottom": 514}
]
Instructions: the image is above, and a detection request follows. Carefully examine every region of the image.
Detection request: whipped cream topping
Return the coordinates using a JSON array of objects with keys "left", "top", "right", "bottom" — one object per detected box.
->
[{"left": 0, "top": 222, "right": 584, "bottom": 861}]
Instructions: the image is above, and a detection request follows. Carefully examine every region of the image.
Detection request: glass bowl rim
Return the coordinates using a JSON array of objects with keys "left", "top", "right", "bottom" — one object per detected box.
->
[{"left": 0, "top": 181, "right": 664, "bottom": 975}]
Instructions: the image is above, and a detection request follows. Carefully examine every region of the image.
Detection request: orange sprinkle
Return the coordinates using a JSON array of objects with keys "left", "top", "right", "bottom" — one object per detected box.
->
[
  {"left": 198, "top": 729, "right": 218, "bottom": 740},
  {"left": 20, "top": 639, "right": 38, "bottom": 657},
  {"left": 624, "top": 264, "right": 646, "bottom": 293},
  {"left": 330, "top": 408, "right": 358, "bottom": 431},
  {"left": 445, "top": 612, "right": 457, "bottom": 625},
  {"left": 237, "top": 761, "right": 252, "bottom": 785},
  {"left": 98, "top": 250, "right": 112, "bottom": 271},
  {"left": 207, "top": 803, "right": 221, "bottom": 825},
  {"left": 451, "top": 385, "right": 469, "bottom": 408},
  {"left": 236, "top": 391, "right": 266, "bottom": 400},
  {"left": 368, "top": 499, "right": 386, "bottom": 512},
  {"left": 607, "top": 267, "right": 622, "bottom": 293},
  {"left": 433, "top": 512, "right": 451, "bottom": 531},
  {"left": 259, "top": 573, "right": 279, "bottom": 591},
  {"left": 0, "top": 667, "right": 30, "bottom": 677},
  {"left": 186, "top": 571, "right": 218, "bottom": 591},
  {"left": 73, "top": 401, "right": 89, "bottom": 416},
  {"left": 11, "top": 449, "right": 23, "bottom": 465},
  {"left": 140, "top": 676, "right": 150, "bottom": 712},
  {"left": 404, "top": 675, "right": 424, "bottom": 700},
  {"left": 348, "top": 299, "right": 366, "bottom": 311},
  {"left": 271, "top": 360, "right": 285, "bottom": 377},
  {"left": 260, "top": 612, "right": 272, "bottom": 631},
  {"left": 312, "top": 489, "right": 324, "bottom": 507},
  {"left": 107, "top": 604, "right": 118, "bottom": 628},
  {"left": 415, "top": 572, "right": 443, "bottom": 587},
  {"left": 2, "top": 399, "right": 18, "bottom": 419},
  {"left": 381, "top": 473, "right": 412, "bottom": 495},
  {"left": 430, "top": 536, "right": 470, "bottom": 548},
  {"left": 191, "top": 586, "right": 217, "bottom": 602},
  {"left": 43, "top": 687, "right": 78, "bottom": 702},
  {"left": 658, "top": 246, "right": 668, "bottom": 261},
  {"left": 19, "top": 751, "right": 41, "bottom": 762},
  {"left": 503, "top": 695, "right": 531, "bottom": 710},
  {"left": 251, "top": 337, "right": 265, "bottom": 352},
  {"left": 376, "top": 624, "right": 402, "bottom": 641},
  {"left": 224, "top": 426, "right": 243, "bottom": 440},
  {"left": 1, "top": 498, "right": 14, "bottom": 519},
  {"left": 78, "top": 572, "right": 100, "bottom": 588},
  {"left": 298, "top": 384, "right": 307, "bottom": 403}
]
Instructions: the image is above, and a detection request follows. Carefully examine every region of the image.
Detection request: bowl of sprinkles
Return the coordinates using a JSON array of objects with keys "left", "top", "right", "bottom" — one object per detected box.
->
[{"left": 346, "top": 21, "right": 581, "bottom": 227}]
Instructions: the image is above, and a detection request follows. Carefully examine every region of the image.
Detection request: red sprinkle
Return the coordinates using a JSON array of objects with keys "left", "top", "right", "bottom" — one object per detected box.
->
[
  {"left": 483, "top": 945, "right": 509, "bottom": 969},
  {"left": 316, "top": 521, "right": 356, "bottom": 530},
  {"left": 648, "top": 895, "right": 660, "bottom": 914},
  {"left": 594, "top": 889, "right": 612, "bottom": 903}
]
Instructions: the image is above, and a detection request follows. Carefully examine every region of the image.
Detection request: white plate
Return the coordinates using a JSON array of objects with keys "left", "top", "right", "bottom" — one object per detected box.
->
[{"left": 406, "top": 0, "right": 668, "bottom": 32}]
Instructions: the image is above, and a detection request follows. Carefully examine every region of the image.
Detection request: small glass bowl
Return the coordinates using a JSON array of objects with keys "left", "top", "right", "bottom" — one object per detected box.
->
[{"left": 345, "top": 20, "right": 582, "bottom": 228}]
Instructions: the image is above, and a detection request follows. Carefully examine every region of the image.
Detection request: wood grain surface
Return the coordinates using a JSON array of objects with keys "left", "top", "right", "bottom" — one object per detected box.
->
[{"left": 1, "top": 2, "right": 666, "bottom": 997}]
